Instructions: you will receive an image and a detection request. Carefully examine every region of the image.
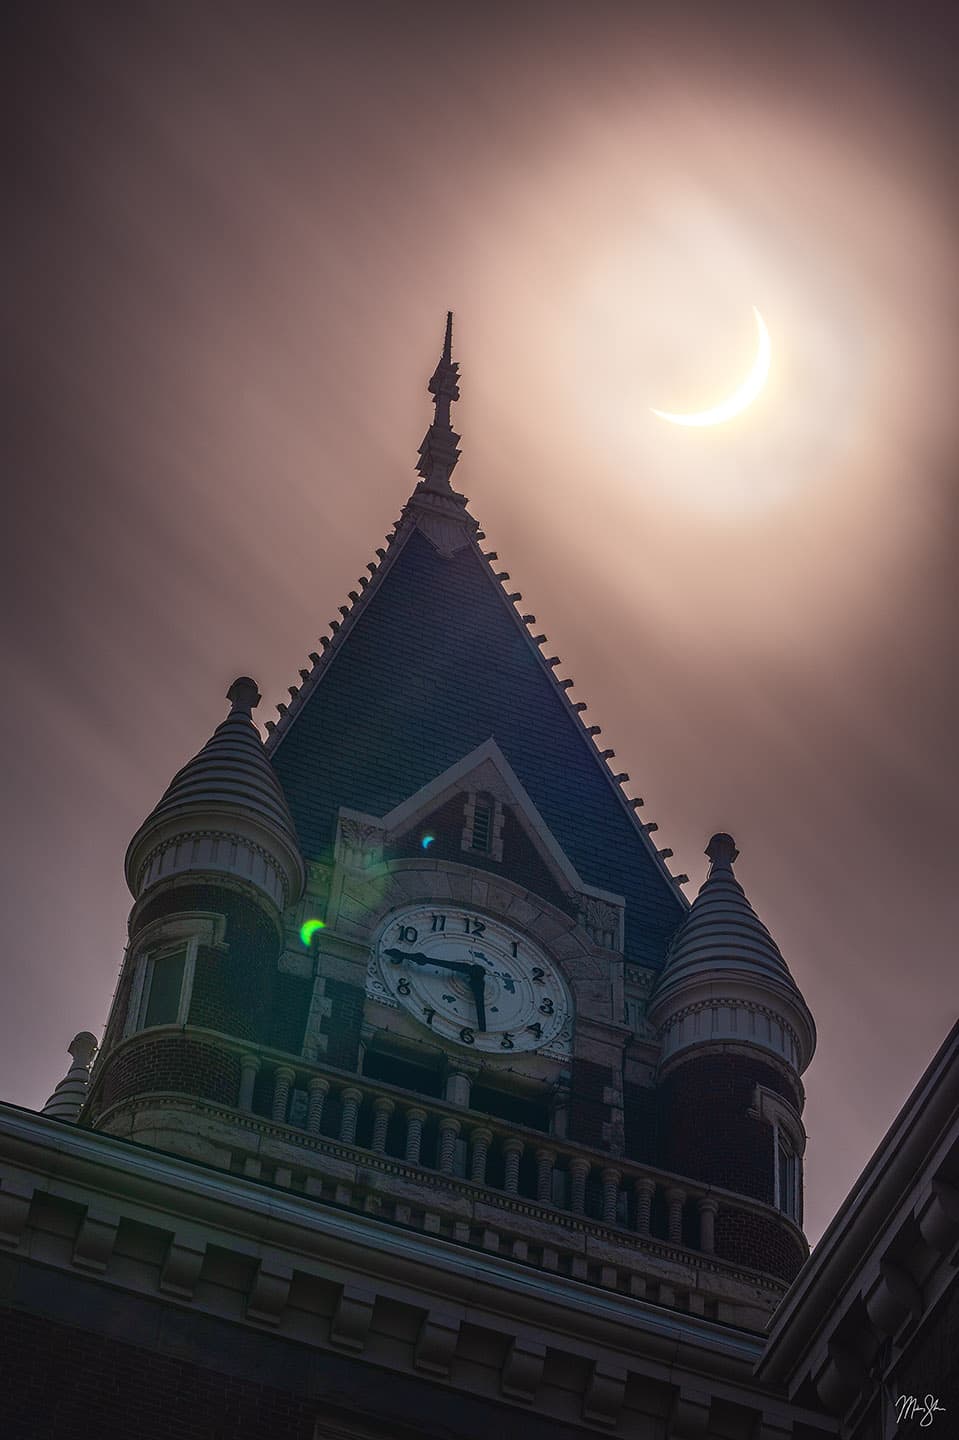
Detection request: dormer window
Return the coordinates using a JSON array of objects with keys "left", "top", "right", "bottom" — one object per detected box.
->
[
  {"left": 471, "top": 797, "right": 493, "bottom": 852},
  {"left": 461, "top": 790, "right": 504, "bottom": 861}
]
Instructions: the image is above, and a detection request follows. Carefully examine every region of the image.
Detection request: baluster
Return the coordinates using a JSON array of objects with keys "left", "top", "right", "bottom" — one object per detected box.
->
[
  {"left": 502, "top": 1137, "right": 524, "bottom": 1194},
  {"left": 569, "top": 1157, "right": 590, "bottom": 1214},
  {"left": 339, "top": 1086, "right": 363, "bottom": 1145},
  {"left": 666, "top": 1185, "right": 686, "bottom": 1245},
  {"left": 437, "top": 1117, "right": 461, "bottom": 1173},
  {"left": 405, "top": 1106, "right": 427, "bottom": 1164},
  {"left": 698, "top": 1197, "right": 718, "bottom": 1254},
  {"left": 634, "top": 1175, "right": 655, "bottom": 1234},
  {"left": 536, "top": 1147, "right": 556, "bottom": 1204},
  {"left": 469, "top": 1126, "right": 493, "bottom": 1184},
  {"left": 272, "top": 1065, "right": 295, "bottom": 1122},
  {"left": 370, "top": 1095, "right": 394, "bottom": 1154},
  {"left": 306, "top": 1076, "right": 330, "bottom": 1135},
  {"left": 238, "top": 1054, "right": 260, "bottom": 1112},
  {"left": 601, "top": 1166, "right": 622, "bottom": 1225}
]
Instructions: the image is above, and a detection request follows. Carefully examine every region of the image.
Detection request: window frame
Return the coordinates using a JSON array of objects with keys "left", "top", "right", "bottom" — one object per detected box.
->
[{"left": 123, "top": 912, "right": 225, "bottom": 1039}]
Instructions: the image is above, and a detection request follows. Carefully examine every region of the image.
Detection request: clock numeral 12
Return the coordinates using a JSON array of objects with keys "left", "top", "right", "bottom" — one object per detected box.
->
[{"left": 462, "top": 917, "right": 486, "bottom": 936}]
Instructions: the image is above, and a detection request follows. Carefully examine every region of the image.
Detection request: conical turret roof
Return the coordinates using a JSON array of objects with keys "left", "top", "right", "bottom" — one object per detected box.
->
[
  {"left": 660, "top": 833, "right": 795, "bottom": 990},
  {"left": 125, "top": 678, "right": 304, "bottom": 908},
  {"left": 146, "top": 677, "right": 298, "bottom": 838}
]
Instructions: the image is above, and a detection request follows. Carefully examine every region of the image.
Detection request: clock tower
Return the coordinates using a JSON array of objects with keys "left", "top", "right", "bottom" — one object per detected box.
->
[{"left": 63, "top": 314, "right": 826, "bottom": 1437}]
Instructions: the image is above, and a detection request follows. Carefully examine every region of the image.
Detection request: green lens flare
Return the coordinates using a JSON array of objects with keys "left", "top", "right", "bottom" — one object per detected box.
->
[{"left": 300, "top": 918, "right": 326, "bottom": 946}]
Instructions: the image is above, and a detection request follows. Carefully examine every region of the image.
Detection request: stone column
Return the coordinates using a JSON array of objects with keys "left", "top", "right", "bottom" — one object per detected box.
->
[
  {"left": 306, "top": 1076, "right": 330, "bottom": 1135},
  {"left": 444, "top": 1068, "right": 475, "bottom": 1108},
  {"left": 569, "top": 1157, "right": 591, "bottom": 1215},
  {"left": 238, "top": 1054, "right": 260, "bottom": 1112},
  {"left": 272, "top": 1065, "right": 296, "bottom": 1123},
  {"left": 502, "top": 1137, "right": 524, "bottom": 1194},
  {"left": 666, "top": 1185, "right": 686, "bottom": 1245},
  {"left": 634, "top": 1176, "right": 656, "bottom": 1234},
  {"left": 601, "top": 1167, "right": 622, "bottom": 1225},
  {"left": 370, "top": 1095, "right": 394, "bottom": 1154},
  {"left": 698, "top": 1197, "right": 719, "bottom": 1254},
  {"left": 469, "top": 1126, "right": 493, "bottom": 1184},
  {"left": 339, "top": 1086, "right": 363, "bottom": 1145},
  {"left": 405, "top": 1106, "right": 428, "bottom": 1164},
  {"left": 535, "top": 1148, "right": 556, "bottom": 1204},
  {"left": 437, "top": 1117, "right": 462, "bottom": 1173},
  {"left": 549, "top": 1085, "right": 570, "bottom": 1139}
]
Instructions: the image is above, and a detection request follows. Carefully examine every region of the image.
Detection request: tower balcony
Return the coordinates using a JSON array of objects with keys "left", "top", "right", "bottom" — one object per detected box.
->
[{"left": 87, "top": 1029, "right": 807, "bottom": 1329}]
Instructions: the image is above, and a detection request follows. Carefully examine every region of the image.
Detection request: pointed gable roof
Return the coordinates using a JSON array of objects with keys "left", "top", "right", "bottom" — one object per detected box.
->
[{"left": 266, "top": 318, "right": 687, "bottom": 971}]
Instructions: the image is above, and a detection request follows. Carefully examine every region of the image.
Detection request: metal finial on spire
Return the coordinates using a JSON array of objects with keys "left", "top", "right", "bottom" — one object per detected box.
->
[{"left": 416, "top": 310, "right": 461, "bottom": 492}]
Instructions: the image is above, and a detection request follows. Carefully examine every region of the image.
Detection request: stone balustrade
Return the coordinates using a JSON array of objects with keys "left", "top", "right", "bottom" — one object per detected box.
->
[{"left": 234, "top": 1050, "right": 748, "bottom": 1258}]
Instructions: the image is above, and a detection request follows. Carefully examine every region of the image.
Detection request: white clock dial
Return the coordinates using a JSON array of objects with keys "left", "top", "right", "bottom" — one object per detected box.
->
[{"left": 375, "top": 905, "right": 571, "bottom": 1054}]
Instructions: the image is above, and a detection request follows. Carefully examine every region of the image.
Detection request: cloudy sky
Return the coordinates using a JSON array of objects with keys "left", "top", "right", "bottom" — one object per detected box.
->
[{"left": 4, "top": 0, "right": 957, "bottom": 1245}]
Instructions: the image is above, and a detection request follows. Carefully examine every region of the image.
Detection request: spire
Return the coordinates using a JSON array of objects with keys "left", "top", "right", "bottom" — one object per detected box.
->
[{"left": 415, "top": 310, "right": 462, "bottom": 493}]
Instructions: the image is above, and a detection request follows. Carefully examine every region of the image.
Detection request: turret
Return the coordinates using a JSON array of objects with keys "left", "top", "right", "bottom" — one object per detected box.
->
[
  {"left": 648, "top": 833, "right": 816, "bottom": 1278},
  {"left": 84, "top": 679, "right": 305, "bottom": 1141}
]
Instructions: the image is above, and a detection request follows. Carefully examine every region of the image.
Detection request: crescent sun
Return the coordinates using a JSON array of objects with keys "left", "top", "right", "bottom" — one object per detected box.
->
[{"left": 652, "top": 307, "right": 771, "bottom": 427}]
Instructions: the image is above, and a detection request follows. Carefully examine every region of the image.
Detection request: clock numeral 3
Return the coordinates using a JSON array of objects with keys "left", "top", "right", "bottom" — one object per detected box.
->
[
  {"left": 459, "top": 1027, "right": 476, "bottom": 1046},
  {"left": 539, "top": 997, "right": 554, "bottom": 1015}
]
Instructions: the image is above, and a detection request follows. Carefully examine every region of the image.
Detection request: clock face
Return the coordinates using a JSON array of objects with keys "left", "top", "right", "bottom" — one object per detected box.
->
[{"left": 374, "top": 905, "right": 571, "bottom": 1054}]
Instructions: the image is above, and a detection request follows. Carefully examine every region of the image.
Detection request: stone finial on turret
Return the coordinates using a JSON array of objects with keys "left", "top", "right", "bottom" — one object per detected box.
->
[{"left": 42, "top": 1032, "right": 98, "bottom": 1121}]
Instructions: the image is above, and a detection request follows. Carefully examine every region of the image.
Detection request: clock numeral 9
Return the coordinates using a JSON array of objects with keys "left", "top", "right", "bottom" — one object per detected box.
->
[
  {"left": 531, "top": 967, "right": 545, "bottom": 983},
  {"left": 459, "top": 1027, "right": 476, "bottom": 1046},
  {"left": 500, "top": 1032, "right": 514, "bottom": 1050},
  {"left": 397, "top": 977, "right": 411, "bottom": 996},
  {"left": 539, "top": 997, "right": 554, "bottom": 1016}
]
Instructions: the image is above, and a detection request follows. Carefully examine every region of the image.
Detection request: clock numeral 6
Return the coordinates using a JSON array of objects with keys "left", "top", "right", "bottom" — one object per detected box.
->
[
  {"left": 500, "top": 1032, "right": 514, "bottom": 1050},
  {"left": 539, "top": 997, "right": 554, "bottom": 1016},
  {"left": 397, "top": 977, "right": 412, "bottom": 996},
  {"left": 459, "top": 1027, "right": 476, "bottom": 1046}
]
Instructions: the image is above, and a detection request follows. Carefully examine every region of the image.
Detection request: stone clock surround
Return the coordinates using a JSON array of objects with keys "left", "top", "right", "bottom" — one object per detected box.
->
[{"left": 305, "top": 852, "right": 631, "bottom": 1149}]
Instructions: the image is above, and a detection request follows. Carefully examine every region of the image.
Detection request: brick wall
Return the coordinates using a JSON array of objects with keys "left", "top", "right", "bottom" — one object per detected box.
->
[
  {"left": 322, "top": 978, "right": 365, "bottom": 1071},
  {"left": 96, "top": 1036, "right": 240, "bottom": 1114},
  {"left": 714, "top": 1206, "right": 806, "bottom": 1284},
  {"left": 568, "top": 1056, "right": 614, "bottom": 1149},
  {"left": 660, "top": 1053, "right": 800, "bottom": 1203},
  {"left": 623, "top": 1080, "right": 657, "bottom": 1165}
]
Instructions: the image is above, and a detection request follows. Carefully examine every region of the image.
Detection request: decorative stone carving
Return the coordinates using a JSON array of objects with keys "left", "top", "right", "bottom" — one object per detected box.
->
[
  {"left": 330, "top": 1283, "right": 375, "bottom": 1352},
  {"left": 336, "top": 815, "right": 385, "bottom": 871},
  {"left": 501, "top": 1337, "right": 546, "bottom": 1401},
  {"left": 247, "top": 1262, "right": 293, "bottom": 1325},
  {"left": 582, "top": 1362, "right": 627, "bottom": 1426},
  {"left": 73, "top": 1208, "right": 119, "bottom": 1272},
  {"left": 571, "top": 894, "right": 623, "bottom": 951}
]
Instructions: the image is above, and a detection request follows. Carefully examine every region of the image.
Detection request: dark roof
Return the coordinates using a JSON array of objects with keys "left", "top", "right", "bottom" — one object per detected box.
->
[{"left": 269, "top": 524, "right": 686, "bottom": 971}]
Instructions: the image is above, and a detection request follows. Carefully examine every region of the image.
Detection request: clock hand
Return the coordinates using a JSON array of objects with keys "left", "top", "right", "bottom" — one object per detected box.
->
[
  {"left": 468, "top": 963, "right": 487, "bottom": 1032},
  {"left": 383, "top": 948, "right": 473, "bottom": 976}
]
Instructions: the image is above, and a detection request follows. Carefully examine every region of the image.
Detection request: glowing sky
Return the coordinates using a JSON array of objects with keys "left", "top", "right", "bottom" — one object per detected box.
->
[{"left": 3, "top": 0, "right": 957, "bottom": 1247}]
